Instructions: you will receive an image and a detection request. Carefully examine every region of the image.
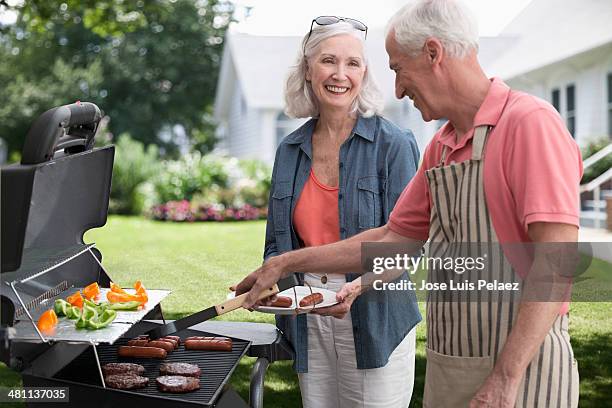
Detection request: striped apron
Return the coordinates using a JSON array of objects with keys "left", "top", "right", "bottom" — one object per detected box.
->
[{"left": 422, "top": 125, "right": 579, "bottom": 407}]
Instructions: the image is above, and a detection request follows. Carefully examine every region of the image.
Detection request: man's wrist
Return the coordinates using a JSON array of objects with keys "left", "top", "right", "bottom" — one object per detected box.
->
[{"left": 493, "top": 358, "right": 523, "bottom": 384}]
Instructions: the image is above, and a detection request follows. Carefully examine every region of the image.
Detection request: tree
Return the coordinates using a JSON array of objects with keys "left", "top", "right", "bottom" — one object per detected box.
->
[{"left": 0, "top": 0, "right": 232, "bottom": 157}]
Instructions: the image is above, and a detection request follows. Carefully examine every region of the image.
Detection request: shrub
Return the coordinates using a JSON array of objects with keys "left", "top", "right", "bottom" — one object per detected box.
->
[
  {"left": 110, "top": 134, "right": 159, "bottom": 214},
  {"left": 581, "top": 137, "right": 612, "bottom": 184},
  {"left": 152, "top": 152, "right": 229, "bottom": 203}
]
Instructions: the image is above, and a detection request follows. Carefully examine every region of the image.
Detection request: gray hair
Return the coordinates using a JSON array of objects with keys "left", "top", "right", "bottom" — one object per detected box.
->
[
  {"left": 387, "top": 0, "right": 479, "bottom": 58},
  {"left": 284, "top": 21, "right": 384, "bottom": 119}
]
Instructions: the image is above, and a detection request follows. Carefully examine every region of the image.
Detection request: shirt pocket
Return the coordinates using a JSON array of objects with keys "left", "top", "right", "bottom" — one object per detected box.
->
[
  {"left": 357, "top": 176, "right": 385, "bottom": 229},
  {"left": 271, "top": 181, "right": 293, "bottom": 232}
]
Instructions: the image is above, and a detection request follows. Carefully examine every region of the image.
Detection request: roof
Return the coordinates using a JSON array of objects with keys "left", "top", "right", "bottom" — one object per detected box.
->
[
  {"left": 486, "top": 0, "right": 612, "bottom": 79},
  {"left": 215, "top": 0, "right": 612, "bottom": 117},
  {"left": 214, "top": 30, "right": 512, "bottom": 116}
]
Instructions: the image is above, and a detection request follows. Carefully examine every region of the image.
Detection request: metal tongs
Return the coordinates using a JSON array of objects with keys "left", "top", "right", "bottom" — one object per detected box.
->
[{"left": 144, "top": 274, "right": 299, "bottom": 339}]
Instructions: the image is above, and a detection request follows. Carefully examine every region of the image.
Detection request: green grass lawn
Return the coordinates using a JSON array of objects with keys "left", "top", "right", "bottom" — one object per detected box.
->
[{"left": 1, "top": 216, "right": 610, "bottom": 407}]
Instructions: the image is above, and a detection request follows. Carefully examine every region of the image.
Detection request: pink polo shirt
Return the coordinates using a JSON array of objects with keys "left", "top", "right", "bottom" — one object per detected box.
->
[{"left": 389, "top": 78, "right": 583, "bottom": 276}]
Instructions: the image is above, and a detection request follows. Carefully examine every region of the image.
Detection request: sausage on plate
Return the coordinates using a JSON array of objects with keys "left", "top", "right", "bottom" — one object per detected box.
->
[
  {"left": 270, "top": 296, "right": 293, "bottom": 308},
  {"left": 299, "top": 293, "right": 324, "bottom": 307}
]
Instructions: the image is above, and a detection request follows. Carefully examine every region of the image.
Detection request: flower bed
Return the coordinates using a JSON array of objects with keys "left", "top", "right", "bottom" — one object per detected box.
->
[{"left": 150, "top": 200, "right": 267, "bottom": 222}]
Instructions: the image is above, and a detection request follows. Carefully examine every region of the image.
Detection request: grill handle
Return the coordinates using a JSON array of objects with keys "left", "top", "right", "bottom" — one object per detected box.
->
[{"left": 21, "top": 102, "right": 102, "bottom": 165}]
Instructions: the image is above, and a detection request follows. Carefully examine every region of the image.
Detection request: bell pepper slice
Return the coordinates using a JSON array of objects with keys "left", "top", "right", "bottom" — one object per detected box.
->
[
  {"left": 134, "top": 281, "right": 148, "bottom": 303},
  {"left": 108, "top": 300, "right": 141, "bottom": 311},
  {"left": 107, "top": 290, "right": 147, "bottom": 304},
  {"left": 67, "top": 306, "right": 81, "bottom": 320},
  {"left": 66, "top": 291, "right": 84, "bottom": 308},
  {"left": 82, "top": 282, "right": 100, "bottom": 300},
  {"left": 86, "top": 309, "right": 117, "bottom": 330},
  {"left": 75, "top": 304, "right": 97, "bottom": 329},
  {"left": 110, "top": 282, "right": 128, "bottom": 294},
  {"left": 54, "top": 299, "right": 70, "bottom": 317},
  {"left": 37, "top": 309, "right": 58, "bottom": 333}
]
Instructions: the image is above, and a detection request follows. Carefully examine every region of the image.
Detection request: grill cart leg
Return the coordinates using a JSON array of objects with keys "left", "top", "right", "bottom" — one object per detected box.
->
[
  {"left": 249, "top": 357, "right": 269, "bottom": 408},
  {"left": 90, "top": 341, "right": 106, "bottom": 388}
]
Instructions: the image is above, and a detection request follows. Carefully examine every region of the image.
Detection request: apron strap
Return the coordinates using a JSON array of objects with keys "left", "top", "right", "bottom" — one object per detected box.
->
[
  {"left": 471, "top": 125, "right": 490, "bottom": 161},
  {"left": 439, "top": 145, "right": 449, "bottom": 166}
]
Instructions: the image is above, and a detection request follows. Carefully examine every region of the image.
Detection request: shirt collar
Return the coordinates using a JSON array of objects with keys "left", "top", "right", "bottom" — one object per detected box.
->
[
  {"left": 438, "top": 77, "right": 511, "bottom": 149},
  {"left": 284, "top": 115, "right": 376, "bottom": 146}
]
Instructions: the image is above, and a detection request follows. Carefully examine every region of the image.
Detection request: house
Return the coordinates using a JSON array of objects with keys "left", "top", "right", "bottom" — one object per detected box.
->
[{"left": 214, "top": 0, "right": 612, "bottom": 164}]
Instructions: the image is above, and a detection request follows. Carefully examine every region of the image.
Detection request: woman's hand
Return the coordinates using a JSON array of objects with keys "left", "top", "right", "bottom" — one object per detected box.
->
[{"left": 311, "top": 278, "right": 362, "bottom": 319}]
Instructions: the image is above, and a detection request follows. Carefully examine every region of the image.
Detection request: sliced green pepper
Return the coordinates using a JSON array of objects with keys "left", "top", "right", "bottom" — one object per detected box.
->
[
  {"left": 75, "top": 304, "right": 97, "bottom": 329},
  {"left": 83, "top": 299, "right": 98, "bottom": 308},
  {"left": 54, "top": 299, "right": 70, "bottom": 316},
  {"left": 67, "top": 306, "right": 81, "bottom": 320},
  {"left": 86, "top": 309, "right": 117, "bottom": 330},
  {"left": 108, "top": 301, "right": 141, "bottom": 311}
]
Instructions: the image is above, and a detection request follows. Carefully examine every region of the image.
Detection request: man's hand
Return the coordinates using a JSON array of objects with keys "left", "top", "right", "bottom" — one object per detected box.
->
[
  {"left": 311, "top": 279, "right": 362, "bottom": 319},
  {"left": 469, "top": 369, "right": 521, "bottom": 408},
  {"left": 235, "top": 256, "right": 286, "bottom": 309}
]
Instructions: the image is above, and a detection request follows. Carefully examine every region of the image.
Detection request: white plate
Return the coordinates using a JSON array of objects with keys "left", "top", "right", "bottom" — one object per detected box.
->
[{"left": 228, "top": 286, "right": 339, "bottom": 315}]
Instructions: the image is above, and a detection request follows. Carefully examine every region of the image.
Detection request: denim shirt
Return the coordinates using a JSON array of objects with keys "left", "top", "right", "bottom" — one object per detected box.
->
[{"left": 265, "top": 114, "right": 422, "bottom": 372}]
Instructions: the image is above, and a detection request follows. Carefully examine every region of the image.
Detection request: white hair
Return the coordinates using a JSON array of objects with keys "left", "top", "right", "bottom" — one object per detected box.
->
[
  {"left": 387, "top": 0, "right": 479, "bottom": 58},
  {"left": 284, "top": 21, "right": 384, "bottom": 119}
]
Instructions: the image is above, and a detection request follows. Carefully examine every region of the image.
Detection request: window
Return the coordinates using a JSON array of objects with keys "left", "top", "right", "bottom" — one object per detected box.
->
[
  {"left": 551, "top": 88, "right": 560, "bottom": 112},
  {"left": 276, "top": 112, "right": 306, "bottom": 146},
  {"left": 608, "top": 73, "right": 612, "bottom": 139},
  {"left": 275, "top": 112, "right": 292, "bottom": 146},
  {"left": 240, "top": 96, "right": 247, "bottom": 117},
  {"left": 566, "top": 84, "right": 575, "bottom": 138}
]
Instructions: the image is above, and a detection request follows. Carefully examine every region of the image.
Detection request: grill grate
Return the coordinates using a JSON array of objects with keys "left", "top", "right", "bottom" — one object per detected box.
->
[{"left": 54, "top": 325, "right": 250, "bottom": 406}]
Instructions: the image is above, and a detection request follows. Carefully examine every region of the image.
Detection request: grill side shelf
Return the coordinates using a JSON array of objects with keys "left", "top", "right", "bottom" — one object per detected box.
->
[{"left": 10, "top": 289, "right": 171, "bottom": 344}]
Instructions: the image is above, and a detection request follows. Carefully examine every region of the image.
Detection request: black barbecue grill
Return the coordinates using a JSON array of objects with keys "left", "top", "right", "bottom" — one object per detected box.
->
[{"left": 1, "top": 102, "right": 294, "bottom": 407}]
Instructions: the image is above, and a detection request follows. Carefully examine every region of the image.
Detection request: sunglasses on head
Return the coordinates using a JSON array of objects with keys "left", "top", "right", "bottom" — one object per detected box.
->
[{"left": 303, "top": 16, "right": 368, "bottom": 54}]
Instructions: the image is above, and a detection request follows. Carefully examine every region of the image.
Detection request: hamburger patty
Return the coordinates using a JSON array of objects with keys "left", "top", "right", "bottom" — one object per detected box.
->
[
  {"left": 156, "top": 375, "right": 200, "bottom": 393},
  {"left": 105, "top": 374, "right": 149, "bottom": 390},
  {"left": 159, "top": 362, "right": 201, "bottom": 378},
  {"left": 102, "top": 363, "right": 145, "bottom": 376}
]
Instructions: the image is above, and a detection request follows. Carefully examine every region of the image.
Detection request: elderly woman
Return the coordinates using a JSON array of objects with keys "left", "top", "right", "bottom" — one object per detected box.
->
[{"left": 262, "top": 16, "right": 422, "bottom": 407}]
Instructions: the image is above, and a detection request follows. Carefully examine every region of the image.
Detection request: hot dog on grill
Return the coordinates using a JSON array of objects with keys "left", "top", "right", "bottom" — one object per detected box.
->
[
  {"left": 270, "top": 296, "right": 293, "bottom": 308},
  {"left": 299, "top": 293, "right": 324, "bottom": 307},
  {"left": 127, "top": 339, "right": 174, "bottom": 352},
  {"left": 118, "top": 345, "right": 167, "bottom": 359},
  {"left": 184, "top": 337, "right": 232, "bottom": 352}
]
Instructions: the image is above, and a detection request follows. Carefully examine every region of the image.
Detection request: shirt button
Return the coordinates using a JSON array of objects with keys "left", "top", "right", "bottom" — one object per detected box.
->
[
  {"left": 339, "top": 162, "right": 344, "bottom": 168},
  {"left": 321, "top": 275, "right": 328, "bottom": 284},
  {"left": 340, "top": 227, "right": 346, "bottom": 234},
  {"left": 338, "top": 193, "right": 343, "bottom": 200}
]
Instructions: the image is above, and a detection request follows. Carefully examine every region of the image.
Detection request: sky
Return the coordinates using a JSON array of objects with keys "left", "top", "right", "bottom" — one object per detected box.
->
[
  {"left": 0, "top": 1, "right": 534, "bottom": 37},
  {"left": 231, "top": 0, "right": 533, "bottom": 37}
]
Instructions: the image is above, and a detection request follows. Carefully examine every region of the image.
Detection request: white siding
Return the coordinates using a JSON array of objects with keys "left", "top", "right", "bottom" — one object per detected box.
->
[
  {"left": 226, "top": 85, "right": 262, "bottom": 159},
  {"left": 506, "top": 44, "right": 612, "bottom": 146}
]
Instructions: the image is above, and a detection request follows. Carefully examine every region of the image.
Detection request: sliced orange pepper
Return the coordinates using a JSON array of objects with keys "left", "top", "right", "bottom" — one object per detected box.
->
[
  {"left": 134, "top": 280, "right": 148, "bottom": 302},
  {"left": 110, "top": 282, "right": 128, "bottom": 294},
  {"left": 82, "top": 282, "right": 100, "bottom": 300},
  {"left": 37, "top": 309, "right": 58, "bottom": 333},
  {"left": 107, "top": 290, "right": 147, "bottom": 305},
  {"left": 66, "top": 291, "right": 84, "bottom": 308}
]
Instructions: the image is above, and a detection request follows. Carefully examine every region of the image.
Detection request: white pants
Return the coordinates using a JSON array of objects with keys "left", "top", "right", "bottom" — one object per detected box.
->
[{"left": 298, "top": 274, "right": 416, "bottom": 408}]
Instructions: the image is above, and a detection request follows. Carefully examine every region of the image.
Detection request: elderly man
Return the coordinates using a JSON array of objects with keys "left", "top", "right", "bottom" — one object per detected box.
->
[{"left": 236, "top": 0, "right": 581, "bottom": 406}]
